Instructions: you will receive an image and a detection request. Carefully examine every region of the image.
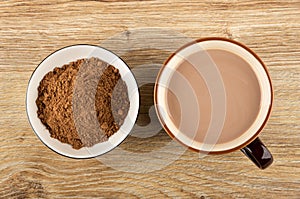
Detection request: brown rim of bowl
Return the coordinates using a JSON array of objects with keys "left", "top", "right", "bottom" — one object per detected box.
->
[{"left": 153, "top": 37, "right": 273, "bottom": 155}]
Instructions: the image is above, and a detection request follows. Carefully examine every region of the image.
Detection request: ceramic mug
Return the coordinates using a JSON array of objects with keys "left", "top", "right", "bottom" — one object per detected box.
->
[{"left": 154, "top": 38, "right": 273, "bottom": 169}]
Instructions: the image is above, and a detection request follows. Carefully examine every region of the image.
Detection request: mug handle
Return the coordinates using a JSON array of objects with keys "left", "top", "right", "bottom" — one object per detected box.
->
[{"left": 240, "top": 137, "right": 273, "bottom": 169}]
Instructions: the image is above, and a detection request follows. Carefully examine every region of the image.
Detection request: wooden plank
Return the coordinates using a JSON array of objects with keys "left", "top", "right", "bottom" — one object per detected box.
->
[{"left": 0, "top": 0, "right": 299, "bottom": 198}]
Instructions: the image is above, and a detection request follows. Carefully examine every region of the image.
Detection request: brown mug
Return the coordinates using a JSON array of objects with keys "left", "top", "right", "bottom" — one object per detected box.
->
[{"left": 154, "top": 38, "right": 273, "bottom": 169}]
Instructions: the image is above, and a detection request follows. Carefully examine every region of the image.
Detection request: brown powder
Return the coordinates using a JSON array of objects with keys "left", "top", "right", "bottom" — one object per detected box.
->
[{"left": 36, "top": 57, "right": 130, "bottom": 149}]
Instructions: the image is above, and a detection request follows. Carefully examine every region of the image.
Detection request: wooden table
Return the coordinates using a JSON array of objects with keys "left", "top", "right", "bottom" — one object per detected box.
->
[{"left": 0, "top": 0, "right": 299, "bottom": 198}]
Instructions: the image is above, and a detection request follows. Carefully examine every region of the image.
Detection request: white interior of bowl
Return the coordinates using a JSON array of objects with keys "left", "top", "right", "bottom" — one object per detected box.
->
[
  {"left": 156, "top": 40, "right": 272, "bottom": 152},
  {"left": 26, "top": 45, "right": 139, "bottom": 158}
]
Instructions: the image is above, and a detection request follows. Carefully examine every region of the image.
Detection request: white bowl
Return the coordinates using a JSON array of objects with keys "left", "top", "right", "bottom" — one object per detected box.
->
[{"left": 26, "top": 45, "right": 140, "bottom": 158}]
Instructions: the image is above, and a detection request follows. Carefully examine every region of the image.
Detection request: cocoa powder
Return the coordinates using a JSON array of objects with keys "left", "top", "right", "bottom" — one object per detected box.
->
[{"left": 36, "top": 57, "right": 130, "bottom": 149}]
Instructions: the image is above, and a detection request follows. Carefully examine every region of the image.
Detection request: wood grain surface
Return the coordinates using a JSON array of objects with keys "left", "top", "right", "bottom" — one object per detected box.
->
[{"left": 0, "top": 0, "right": 299, "bottom": 198}]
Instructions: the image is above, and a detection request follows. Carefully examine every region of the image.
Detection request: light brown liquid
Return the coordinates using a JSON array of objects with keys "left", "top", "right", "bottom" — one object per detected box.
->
[{"left": 166, "top": 49, "right": 261, "bottom": 144}]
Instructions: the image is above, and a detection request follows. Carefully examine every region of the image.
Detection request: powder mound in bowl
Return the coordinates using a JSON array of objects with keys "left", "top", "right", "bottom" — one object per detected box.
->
[{"left": 36, "top": 57, "right": 130, "bottom": 149}]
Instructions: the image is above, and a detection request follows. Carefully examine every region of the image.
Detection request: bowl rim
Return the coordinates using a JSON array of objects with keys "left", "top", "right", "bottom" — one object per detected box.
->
[{"left": 26, "top": 44, "right": 140, "bottom": 159}]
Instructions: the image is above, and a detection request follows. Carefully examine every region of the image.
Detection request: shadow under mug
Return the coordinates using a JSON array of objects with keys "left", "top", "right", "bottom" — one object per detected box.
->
[{"left": 154, "top": 38, "right": 273, "bottom": 169}]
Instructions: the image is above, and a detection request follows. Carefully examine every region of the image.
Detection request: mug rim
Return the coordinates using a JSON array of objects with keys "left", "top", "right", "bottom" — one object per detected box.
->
[
  {"left": 154, "top": 37, "right": 273, "bottom": 154},
  {"left": 26, "top": 44, "right": 140, "bottom": 159}
]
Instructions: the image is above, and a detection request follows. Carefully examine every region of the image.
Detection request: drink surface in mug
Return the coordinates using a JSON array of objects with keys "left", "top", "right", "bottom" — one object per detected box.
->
[{"left": 166, "top": 49, "right": 261, "bottom": 145}]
